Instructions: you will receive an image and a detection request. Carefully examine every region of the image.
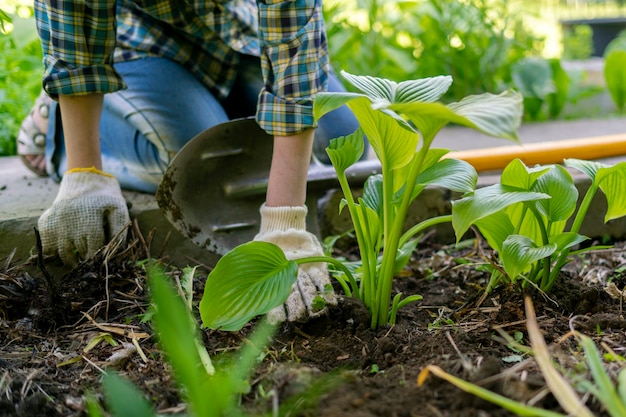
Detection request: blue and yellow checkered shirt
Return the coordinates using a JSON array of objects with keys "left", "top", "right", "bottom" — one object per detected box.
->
[{"left": 34, "top": 0, "right": 329, "bottom": 135}]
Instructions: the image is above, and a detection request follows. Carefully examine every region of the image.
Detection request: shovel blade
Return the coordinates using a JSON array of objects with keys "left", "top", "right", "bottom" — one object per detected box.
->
[
  {"left": 157, "top": 118, "right": 382, "bottom": 256},
  {"left": 156, "top": 118, "right": 273, "bottom": 255}
]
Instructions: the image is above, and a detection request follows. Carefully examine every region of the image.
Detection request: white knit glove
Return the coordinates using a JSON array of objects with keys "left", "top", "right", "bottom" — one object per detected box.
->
[
  {"left": 38, "top": 167, "right": 130, "bottom": 265},
  {"left": 254, "top": 204, "right": 337, "bottom": 323}
]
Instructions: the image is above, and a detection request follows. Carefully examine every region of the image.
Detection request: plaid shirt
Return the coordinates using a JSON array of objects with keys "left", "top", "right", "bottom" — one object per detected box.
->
[{"left": 34, "top": 0, "right": 329, "bottom": 135}]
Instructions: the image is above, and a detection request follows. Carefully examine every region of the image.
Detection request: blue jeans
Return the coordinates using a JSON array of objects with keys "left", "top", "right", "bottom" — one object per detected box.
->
[{"left": 45, "top": 56, "right": 360, "bottom": 193}]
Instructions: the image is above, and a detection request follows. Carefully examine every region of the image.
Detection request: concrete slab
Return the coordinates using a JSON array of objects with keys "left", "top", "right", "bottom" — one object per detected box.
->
[{"left": 2, "top": 117, "right": 626, "bottom": 267}]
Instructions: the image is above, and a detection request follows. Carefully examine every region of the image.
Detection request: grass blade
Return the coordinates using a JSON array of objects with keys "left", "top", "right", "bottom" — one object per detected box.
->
[
  {"left": 418, "top": 365, "right": 564, "bottom": 417},
  {"left": 525, "top": 297, "right": 595, "bottom": 417}
]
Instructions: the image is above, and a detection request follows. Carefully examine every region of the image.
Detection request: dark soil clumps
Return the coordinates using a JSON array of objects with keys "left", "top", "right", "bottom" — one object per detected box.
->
[{"left": 1, "top": 235, "right": 625, "bottom": 416}]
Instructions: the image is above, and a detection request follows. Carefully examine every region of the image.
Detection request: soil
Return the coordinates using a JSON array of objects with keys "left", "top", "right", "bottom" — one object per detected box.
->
[{"left": 1, "top": 229, "right": 626, "bottom": 417}]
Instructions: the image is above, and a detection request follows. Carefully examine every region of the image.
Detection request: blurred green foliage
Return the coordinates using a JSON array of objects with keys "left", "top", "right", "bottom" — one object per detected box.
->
[
  {"left": 0, "top": 5, "right": 42, "bottom": 156},
  {"left": 324, "top": 0, "right": 544, "bottom": 101},
  {"left": 0, "top": 1, "right": 618, "bottom": 157},
  {"left": 562, "top": 24, "right": 593, "bottom": 60},
  {"left": 604, "top": 31, "right": 626, "bottom": 113}
]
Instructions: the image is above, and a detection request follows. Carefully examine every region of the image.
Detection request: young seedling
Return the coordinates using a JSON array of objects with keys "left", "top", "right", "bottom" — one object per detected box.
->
[
  {"left": 88, "top": 265, "right": 277, "bottom": 417},
  {"left": 200, "top": 71, "right": 523, "bottom": 329}
]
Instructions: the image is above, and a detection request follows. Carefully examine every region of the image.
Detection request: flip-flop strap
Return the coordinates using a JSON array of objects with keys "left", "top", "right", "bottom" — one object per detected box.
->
[{"left": 17, "top": 114, "right": 46, "bottom": 155}]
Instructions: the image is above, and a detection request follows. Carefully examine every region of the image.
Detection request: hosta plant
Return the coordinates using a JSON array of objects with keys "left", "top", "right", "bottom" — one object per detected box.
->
[
  {"left": 200, "top": 71, "right": 523, "bottom": 330},
  {"left": 453, "top": 158, "right": 626, "bottom": 292}
]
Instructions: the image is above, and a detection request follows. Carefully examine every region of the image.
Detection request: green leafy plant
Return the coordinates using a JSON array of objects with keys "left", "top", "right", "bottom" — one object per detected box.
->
[
  {"left": 562, "top": 24, "right": 593, "bottom": 61},
  {"left": 511, "top": 57, "right": 572, "bottom": 121},
  {"left": 604, "top": 44, "right": 626, "bottom": 113},
  {"left": 323, "top": 0, "right": 418, "bottom": 82},
  {"left": 323, "top": 0, "right": 543, "bottom": 101},
  {"left": 0, "top": 9, "right": 42, "bottom": 156},
  {"left": 199, "top": 71, "right": 523, "bottom": 330},
  {"left": 419, "top": 297, "right": 626, "bottom": 417},
  {"left": 88, "top": 265, "right": 277, "bottom": 417},
  {"left": 452, "top": 158, "right": 626, "bottom": 293}
]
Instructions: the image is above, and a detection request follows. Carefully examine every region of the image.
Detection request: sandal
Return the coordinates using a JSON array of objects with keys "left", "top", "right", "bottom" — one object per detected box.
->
[{"left": 17, "top": 92, "right": 51, "bottom": 177}]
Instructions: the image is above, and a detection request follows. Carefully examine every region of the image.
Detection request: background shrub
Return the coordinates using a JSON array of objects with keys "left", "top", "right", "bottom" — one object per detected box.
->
[{"left": 0, "top": 2, "right": 41, "bottom": 157}]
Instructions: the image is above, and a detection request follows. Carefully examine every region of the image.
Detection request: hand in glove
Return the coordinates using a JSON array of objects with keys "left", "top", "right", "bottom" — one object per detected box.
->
[
  {"left": 38, "top": 167, "right": 130, "bottom": 266},
  {"left": 254, "top": 204, "right": 336, "bottom": 323}
]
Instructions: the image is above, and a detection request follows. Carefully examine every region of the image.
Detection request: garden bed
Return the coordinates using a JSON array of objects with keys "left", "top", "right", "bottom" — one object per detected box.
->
[{"left": 1, "top": 230, "right": 625, "bottom": 417}]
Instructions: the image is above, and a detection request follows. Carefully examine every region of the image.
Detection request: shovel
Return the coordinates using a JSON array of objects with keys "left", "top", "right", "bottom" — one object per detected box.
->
[
  {"left": 156, "top": 117, "right": 626, "bottom": 256},
  {"left": 155, "top": 117, "right": 380, "bottom": 255}
]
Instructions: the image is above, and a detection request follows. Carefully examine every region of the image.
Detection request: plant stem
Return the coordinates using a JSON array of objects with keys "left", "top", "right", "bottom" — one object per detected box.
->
[
  {"left": 334, "top": 170, "right": 374, "bottom": 303},
  {"left": 545, "top": 183, "right": 599, "bottom": 292},
  {"left": 376, "top": 144, "right": 429, "bottom": 327},
  {"left": 527, "top": 204, "right": 551, "bottom": 290},
  {"left": 399, "top": 214, "right": 453, "bottom": 248}
]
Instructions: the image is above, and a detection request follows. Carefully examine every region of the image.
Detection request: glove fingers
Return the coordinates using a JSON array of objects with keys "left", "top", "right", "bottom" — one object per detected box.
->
[
  {"left": 295, "top": 270, "right": 319, "bottom": 317},
  {"left": 37, "top": 209, "right": 58, "bottom": 257},
  {"left": 59, "top": 241, "right": 81, "bottom": 266},
  {"left": 267, "top": 305, "right": 287, "bottom": 325},
  {"left": 301, "top": 264, "right": 337, "bottom": 307},
  {"left": 105, "top": 207, "right": 130, "bottom": 244},
  {"left": 283, "top": 281, "right": 308, "bottom": 322}
]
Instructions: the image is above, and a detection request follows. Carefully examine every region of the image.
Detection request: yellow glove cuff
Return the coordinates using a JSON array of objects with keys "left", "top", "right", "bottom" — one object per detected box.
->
[{"left": 65, "top": 166, "right": 115, "bottom": 179}]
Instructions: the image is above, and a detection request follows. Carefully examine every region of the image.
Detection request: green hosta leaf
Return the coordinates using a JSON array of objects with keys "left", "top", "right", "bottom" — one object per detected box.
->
[
  {"left": 394, "top": 148, "right": 450, "bottom": 191},
  {"left": 565, "top": 158, "right": 603, "bottom": 180},
  {"left": 340, "top": 71, "right": 452, "bottom": 105},
  {"left": 533, "top": 165, "right": 577, "bottom": 222},
  {"left": 200, "top": 242, "right": 298, "bottom": 331},
  {"left": 475, "top": 211, "right": 515, "bottom": 253},
  {"left": 567, "top": 159, "right": 626, "bottom": 222},
  {"left": 361, "top": 174, "right": 384, "bottom": 219},
  {"left": 316, "top": 91, "right": 418, "bottom": 170},
  {"left": 356, "top": 200, "right": 382, "bottom": 251},
  {"left": 511, "top": 57, "right": 555, "bottom": 99},
  {"left": 313, "top": 91, "right": 363, "bottom": 121},
  {"left": 392, "top": 148, "right": 450, "bottom": 197},
  {"left": 327, "top": 128, "right": 366, "bottom": 174},
  {"left": 596, "top": 162, "right": 626, "bottom": 222},
  {"left": 445, "top": 91, "right": 523, "bottom": 142},
  {"left": 394, "top": 238, "right": 420, "bottom": 275},
  {"left": 389, "top": 90, "right": 523, "bottom": 147},
  {"left": 604, "top": 50, "right": 626, "bottom": 111},
  {"left": 550, "top": 232, "right": 588, "bottom": 252},
  {"left": 452, "top": 184, "right": 550, "bottom": 242},
  {"left": 422, "top": 148, "right": 451, "bottom": 171},
  {"left": 102, "top": 372, "right": 157, "bottom": 417},
  {"left": 346, "top": 97, "right": 419, "bottom": 171},
  {"left": 507, "top": 203, "right": 544, "bottom": 245},
  {"left": 417, "top": 158, "right": 477, "bottom": 194},
  {"left": 501, "top": 158, "right": 550, "bottom": 190},
  {"left": 501, "top": 235, "right": 557, "bottom": 280}
]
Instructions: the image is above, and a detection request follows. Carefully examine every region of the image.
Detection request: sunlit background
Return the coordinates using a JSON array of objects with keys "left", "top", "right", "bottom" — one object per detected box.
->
[{"left": 1, "top": 0, "right": 626, "bottom": 156}]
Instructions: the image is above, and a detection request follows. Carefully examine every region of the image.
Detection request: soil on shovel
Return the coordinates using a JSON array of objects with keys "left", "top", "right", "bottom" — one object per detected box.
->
[{"left": 1, "top": 229, "right": 625, "bottom": 417}]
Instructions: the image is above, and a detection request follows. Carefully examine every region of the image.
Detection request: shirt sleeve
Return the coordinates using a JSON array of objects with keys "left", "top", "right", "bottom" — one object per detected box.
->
[
  {"left": 256, "top": 0, "right": 329, "bottom": 136},
  {"left": 35, "top": 0, "right": 126, "bottom": 97}
]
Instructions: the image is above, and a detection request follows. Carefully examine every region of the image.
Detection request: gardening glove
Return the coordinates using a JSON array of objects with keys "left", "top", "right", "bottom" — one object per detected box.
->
[
  {"left": 38, "top": 167, "right": 130, "bottom": 266},
  {"left": 254, "top": 204, "right": 337, "bottom": 324}
]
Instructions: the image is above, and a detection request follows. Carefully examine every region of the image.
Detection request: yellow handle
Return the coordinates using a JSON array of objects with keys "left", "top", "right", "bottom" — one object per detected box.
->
[{"left": 446, "top": 133, "right": 626, "bottom": 172}]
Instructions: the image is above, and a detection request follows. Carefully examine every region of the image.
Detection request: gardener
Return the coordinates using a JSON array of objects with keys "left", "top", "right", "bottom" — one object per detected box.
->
[{"left": 20, "top": 0, "right": 357, "bottom": 323}]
